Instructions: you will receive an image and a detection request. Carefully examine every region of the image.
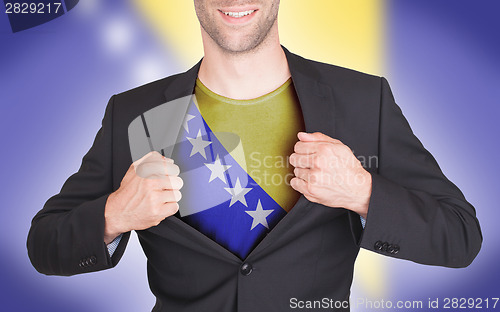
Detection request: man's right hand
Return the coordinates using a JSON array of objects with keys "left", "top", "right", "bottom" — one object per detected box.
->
[{"left": 103, "top": 151, "right": 183, "bottom": 244}]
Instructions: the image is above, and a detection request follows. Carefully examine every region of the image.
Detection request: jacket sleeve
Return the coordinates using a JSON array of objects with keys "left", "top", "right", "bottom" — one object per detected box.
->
[
  {"left": 27, "top": 96, "right": 130, "bottom": 276},
  {"left": 356, "top": 77, "right": 482, "bottom": 268}
]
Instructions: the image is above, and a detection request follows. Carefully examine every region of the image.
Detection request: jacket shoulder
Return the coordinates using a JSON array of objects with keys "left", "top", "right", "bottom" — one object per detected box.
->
[
  {"left": 291, "top": 52, "right": 382, "bottom": 88},
  {"left": 109, "top": 71, "right": 192, "bottom": 124},
  {"left": 114, "top": 73, "right": 183, "bottom": 102}
]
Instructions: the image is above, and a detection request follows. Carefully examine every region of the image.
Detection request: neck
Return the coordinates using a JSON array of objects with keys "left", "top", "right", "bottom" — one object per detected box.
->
[{"left": 198, "top": 25, "right": 291, "bottom": 100}]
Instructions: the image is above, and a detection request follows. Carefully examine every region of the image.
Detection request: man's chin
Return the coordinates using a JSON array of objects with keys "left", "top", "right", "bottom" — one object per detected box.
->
[{"left": 216, "top": 37, "right": 265, "bottom": 55}]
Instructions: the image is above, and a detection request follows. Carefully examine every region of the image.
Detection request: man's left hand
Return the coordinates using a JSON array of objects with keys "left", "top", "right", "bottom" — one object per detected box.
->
[{"left": 289, "top": 132, "right": 372, "bottom": 219}]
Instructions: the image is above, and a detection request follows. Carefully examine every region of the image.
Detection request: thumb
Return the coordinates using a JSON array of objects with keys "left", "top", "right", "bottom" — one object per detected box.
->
[
  {"left": 298, "top": 132, "right": 340, "bottom": 143},
  {"left": 134, "top": 151, "right": 159, "bottom": 166}
]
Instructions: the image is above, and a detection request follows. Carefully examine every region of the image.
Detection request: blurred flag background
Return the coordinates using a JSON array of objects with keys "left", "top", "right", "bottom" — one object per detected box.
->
[{"left": 0, "top": 0, "right": 498, "bottom": 311}]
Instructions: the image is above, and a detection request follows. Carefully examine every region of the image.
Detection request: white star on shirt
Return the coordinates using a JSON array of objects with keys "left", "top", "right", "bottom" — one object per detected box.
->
[
  {"left": 187, "top": 129, "right": 212, "bottom": 159},
  {"left": 204, "top": 154, "right": 231, "bottom": 183},
  {"left": 182, "top": 114, "right": 195, "bottom": 133},
  {"left": 224, "top": 177, "right": 252, "bottom": 207},
  {"left": 245, "top": 200, "right": 274, "bottom": 230}
]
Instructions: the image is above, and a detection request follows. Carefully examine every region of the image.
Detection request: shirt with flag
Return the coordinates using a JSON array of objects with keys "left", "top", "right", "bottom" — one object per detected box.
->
[{"left": 171, "top": 78, "right": 305, "bottom": 259}]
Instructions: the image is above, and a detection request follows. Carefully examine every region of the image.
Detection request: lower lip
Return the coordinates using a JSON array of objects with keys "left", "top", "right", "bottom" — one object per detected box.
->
[{"left": 218, "top": 10, "right": 258, "bottom": 24}]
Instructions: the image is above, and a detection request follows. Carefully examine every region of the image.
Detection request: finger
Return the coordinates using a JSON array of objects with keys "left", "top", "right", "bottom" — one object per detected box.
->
[
  {"left": 293, "top": 167, "right": 311, "bottom": 181},
  {"left": 290, "top": 176, "right": 306, "bottom": 192},
  {"left": 289, "top": 153, "right": 316, "bottom": 168},
  {"left": 298, "top": 132, "right": 342, "bottom": 144},
  {"left": 134, "top": 151, "right": 162, "bottom": 166},
  {"left": 294, "top": 141, "right": 321, "bottom": 154},
  {"left": 164, "top": 158, "right": 174, "bottom": 164},
  {"left": 290, "top": 177, "right": 315, "bottom": 197},
  {"left": 158, "top": 189, "right": 182, "bottom": 203},
  {"left": 161, "top": 176, "right": 184, "bottom": 190},
  {"left": 290, "top": 177, "right": 320, "bottom": 203},
  {"left": 162, "top": 202, "right": 180, "bottom": 217},
  {"left": 165, "top": 163, "right": 180, "bottom": 176}
]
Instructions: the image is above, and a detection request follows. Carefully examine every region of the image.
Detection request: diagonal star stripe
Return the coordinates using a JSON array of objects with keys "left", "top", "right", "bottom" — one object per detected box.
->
[
  {"left": 205, "top": 154, "right": 231, "bottom": 183},
  {"left": 224, "top": 177, "right": 252, "bottom": 207},
  {"left": 187, "top": 129, "right": 211, "bottom": 159},
  {"left": 245, "top": 200, "right": 274, "bottom": 230},
  {"left": 172, "top": 98, "right": 288, "bottom": 259}
]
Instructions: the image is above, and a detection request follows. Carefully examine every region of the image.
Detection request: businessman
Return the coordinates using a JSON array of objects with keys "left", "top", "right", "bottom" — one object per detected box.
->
[{"left": 28, "top": 1, "right": 482, "bottom": 311}]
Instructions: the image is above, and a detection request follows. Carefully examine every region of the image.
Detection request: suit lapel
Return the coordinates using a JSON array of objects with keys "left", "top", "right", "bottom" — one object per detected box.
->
[
  {"left": 163, "top": 60, "right": 201, "bottom": 102},
  {"left": 155, "top": 47, "right": 337, "bottom": 260},
  {"left": 283, "top": 46, "right": 336, "bottom": 136}
]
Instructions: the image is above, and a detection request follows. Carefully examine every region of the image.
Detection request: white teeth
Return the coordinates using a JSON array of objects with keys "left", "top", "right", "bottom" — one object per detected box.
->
[{"left": 222, "top": 10, "right": 255, "bottom": 18}]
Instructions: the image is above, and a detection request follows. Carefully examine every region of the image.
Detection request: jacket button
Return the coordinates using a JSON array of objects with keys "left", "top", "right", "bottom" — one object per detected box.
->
[
  {"left": 387, "top": 244, "right": 394, "bottom": 253},
  {"left": 374, "top": 241, "right": 383, "bottom": 251},
  {"left": 240, "top": 263, "right": 253, "bottom": 276},
  {"left": 89, "top": 256, "right": 97, "bottom": 265},
  {"left": 79, "top": 259, "right": 87, "bottom": 268},
  {"left": 381, "top": 242, "right": 389, "bottom": 252},
  {"left": 393, "top": 245, "right": 400, "bottom": 254}
]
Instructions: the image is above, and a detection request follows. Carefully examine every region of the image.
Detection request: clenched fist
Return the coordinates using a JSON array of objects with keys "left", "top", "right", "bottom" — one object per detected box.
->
[
  {"left": 289, "top": 132, "right": 372, "bottom": 219},
  {"left": 104, "top": 151, "right": 183, "bottom": 244}
]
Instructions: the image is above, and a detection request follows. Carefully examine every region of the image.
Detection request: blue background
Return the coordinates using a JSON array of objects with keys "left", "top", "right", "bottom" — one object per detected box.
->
[{"left": 0, "top": 1, "right": 498, "bottom": 311}]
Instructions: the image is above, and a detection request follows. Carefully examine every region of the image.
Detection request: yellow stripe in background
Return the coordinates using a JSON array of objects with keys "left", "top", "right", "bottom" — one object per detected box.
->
[
  {"left": 133, "top": 1, "right": 202, "bottom": 68},
  {"left": 133, "top": 0, "right": 387, "bottom": 300},
  {"left": 279, "top": 0, "right": 384, "bottom": 75}
]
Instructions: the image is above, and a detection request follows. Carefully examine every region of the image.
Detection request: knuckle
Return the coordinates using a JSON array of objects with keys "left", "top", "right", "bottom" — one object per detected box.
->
[
  {"left": 339, "top": 144, "right": 352, "bottom": 155},
  {"left": 317, "top": 143, "right": 331, "bottom": 155},
  {"left": 150, "top": 204, "right": 161, "bottom": 216},
  {"left": 140, "top": 177, "right": 156, "bottom": 188},
  {"left": 312, "top": 156, "right": 322, "bottom": 168},
  {"left": 299, "top": 157, "right": 308, "bottom": 168},
  {"left": 312, "top": 170, "right": 325, "bottom": 184},
  {"left": 317, "top": 155, "right": 329, "bottom": 168},
  {"left": 308, "top": 171, "right": 318, "bottom": 184},
  {"left": 145, "top": 191, "right": 156, "bottom": 203}
]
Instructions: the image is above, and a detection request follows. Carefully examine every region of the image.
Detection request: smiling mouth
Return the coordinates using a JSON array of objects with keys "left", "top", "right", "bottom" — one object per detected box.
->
[{"left": 219, "top": 9, "right": 257, "bottom": 18}]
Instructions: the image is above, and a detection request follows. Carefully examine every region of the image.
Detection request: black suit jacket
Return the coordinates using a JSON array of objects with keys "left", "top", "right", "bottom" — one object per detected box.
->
[{"left": 27, "top": 46, "right": 482, "bottom": 311}]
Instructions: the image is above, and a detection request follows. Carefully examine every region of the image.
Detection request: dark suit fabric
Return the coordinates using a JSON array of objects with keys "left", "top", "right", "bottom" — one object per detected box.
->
[{"left": 27, "top": 47, "right": 482, "bottom": 311}]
